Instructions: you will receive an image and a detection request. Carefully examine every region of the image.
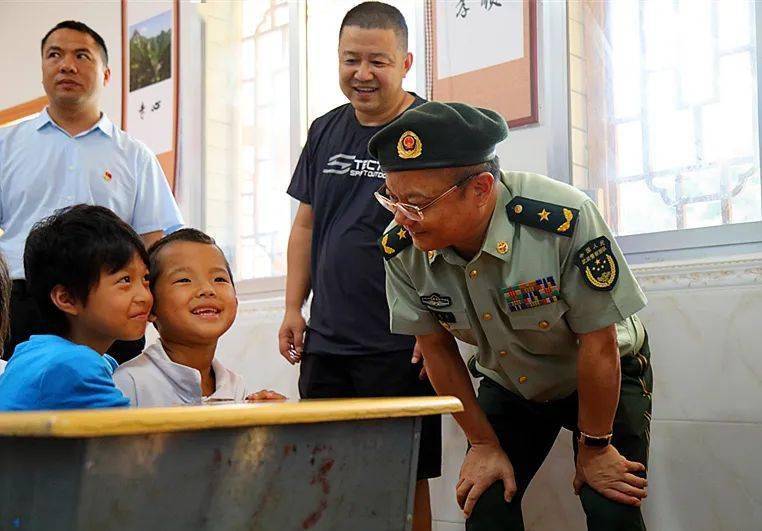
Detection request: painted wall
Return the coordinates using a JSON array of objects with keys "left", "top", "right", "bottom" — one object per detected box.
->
[{"left": 0, "top": 1, "right": 123, "bottom": 124}]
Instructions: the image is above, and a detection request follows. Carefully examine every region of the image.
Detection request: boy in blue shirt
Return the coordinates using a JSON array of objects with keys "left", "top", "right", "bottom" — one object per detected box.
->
[{"left": 0, "top": 205, "right": 152, "bottom": 410}]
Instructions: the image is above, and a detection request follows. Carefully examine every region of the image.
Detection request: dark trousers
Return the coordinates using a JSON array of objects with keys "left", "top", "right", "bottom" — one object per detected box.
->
[
  {"left": 467, "top": 336, "right": 653, "bottom": 531},
  {"left": 299, "top": 350, "right": 442, "bottom": 480},
  {"left": 2, "top": 280, "right": 145, "bottom": 364}
]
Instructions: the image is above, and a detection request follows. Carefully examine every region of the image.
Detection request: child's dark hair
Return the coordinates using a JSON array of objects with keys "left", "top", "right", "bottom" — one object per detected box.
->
[
  {"left": 23, "top": 204, "right": 149, "bottom": 335},
  {"left": 147, "top": 228, "right": 234, "bottom": 290}
]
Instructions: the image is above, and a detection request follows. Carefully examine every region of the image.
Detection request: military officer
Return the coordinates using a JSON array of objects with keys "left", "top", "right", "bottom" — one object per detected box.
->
[{"left": 369, "top": 102, "right": 653, "bottom": 531}]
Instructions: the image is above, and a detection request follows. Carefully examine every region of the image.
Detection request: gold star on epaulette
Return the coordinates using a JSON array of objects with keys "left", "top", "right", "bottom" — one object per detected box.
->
[
  {"left": 506, "top": 196, "right": 580, "bottom": 238},
  {"left": 379, "top": 224, "right": 414, "bottom": 260}
]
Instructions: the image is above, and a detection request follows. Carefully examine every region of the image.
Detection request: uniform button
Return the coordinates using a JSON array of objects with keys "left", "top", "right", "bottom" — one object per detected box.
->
[
  {"left": 469, "top": 269, "right": 478, "bottom": 279},
  {"left": 518, "top": 376, "right": 528, "bottom": 384},
  {"left": 499, "top": 350, "right": 508, "bottom": 357},
  {"left": 68, "top": 165, "right": 75, "bottom": 171},
  {"left": 538, "top": 320, "right": 550, "bottom": 330},
  {"left": 483, "top": 312, "right": 492, "bottom": 321},
  {"left": 513, "top": 205, "right": 523, "bottom": 214}
]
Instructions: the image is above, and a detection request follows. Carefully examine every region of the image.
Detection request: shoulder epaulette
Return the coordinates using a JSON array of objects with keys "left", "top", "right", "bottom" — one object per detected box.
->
[
  {"left": 506, "top": 196, "right": 579, "bottom": 237},
  {"left": 379, "top": 225, "right": 413, "bottom": 260}
]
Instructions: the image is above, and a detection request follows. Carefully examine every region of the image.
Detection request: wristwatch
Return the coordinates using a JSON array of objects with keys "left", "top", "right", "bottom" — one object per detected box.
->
[{"left": 578, "top": 431, "right": 613, "bottom": 448}]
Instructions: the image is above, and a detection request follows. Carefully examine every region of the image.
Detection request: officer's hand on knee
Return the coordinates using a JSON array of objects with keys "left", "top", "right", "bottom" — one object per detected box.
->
[
  {"left": 573, "top": 445, "right": 648, "bottom": 506},
  {"left": 456, "top": 442, "right": 517, "bottom": 518}
]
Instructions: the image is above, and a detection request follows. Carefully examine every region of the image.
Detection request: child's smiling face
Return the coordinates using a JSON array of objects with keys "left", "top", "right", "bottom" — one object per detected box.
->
[
  {"left": 150, "top": 241, "right": 237, "bottom": 344},
  {"left": 65, "top": 252, "right": 152, "bottom": 346}
]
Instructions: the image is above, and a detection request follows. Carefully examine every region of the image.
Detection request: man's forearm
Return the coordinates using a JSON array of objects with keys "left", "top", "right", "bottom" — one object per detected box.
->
[
  {"left": 284, "top": 224, "right": 312, "bottom": 311},
  {"left": 577, "top": 326, "right": 621, "bottom": 436},
  {"left": 420, "top": 334, "right": 499, "bottom": 446}
]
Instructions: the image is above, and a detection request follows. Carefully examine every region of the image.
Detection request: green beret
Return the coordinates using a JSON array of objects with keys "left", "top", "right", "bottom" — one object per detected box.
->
[{"left": 368, "top": 101, "right": 508, "bottom": 171}]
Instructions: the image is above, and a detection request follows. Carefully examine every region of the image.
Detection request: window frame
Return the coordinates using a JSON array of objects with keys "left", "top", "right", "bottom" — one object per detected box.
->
[{"left": 558, "top": 0, "right": 762, "bottom": 265}]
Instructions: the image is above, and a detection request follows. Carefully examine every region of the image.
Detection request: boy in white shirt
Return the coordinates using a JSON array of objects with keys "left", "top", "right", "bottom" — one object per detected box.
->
[{"left": 114, "top": 229, "right": 284, "bottom": 406}]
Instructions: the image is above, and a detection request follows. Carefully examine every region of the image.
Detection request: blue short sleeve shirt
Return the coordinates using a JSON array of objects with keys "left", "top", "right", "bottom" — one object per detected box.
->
[{"left": 0, "top": 335, "right": 129, "bottom": 411}]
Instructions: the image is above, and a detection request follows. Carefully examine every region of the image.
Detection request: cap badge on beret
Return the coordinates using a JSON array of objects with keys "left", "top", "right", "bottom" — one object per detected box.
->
[{"left": 397, "top": 130, "right": 422, "bottom": 159}]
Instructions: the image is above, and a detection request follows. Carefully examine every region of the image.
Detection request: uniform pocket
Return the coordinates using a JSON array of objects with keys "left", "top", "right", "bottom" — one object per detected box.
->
[{"left": 503, "top": 300, "right": 570, "bottom": 331}]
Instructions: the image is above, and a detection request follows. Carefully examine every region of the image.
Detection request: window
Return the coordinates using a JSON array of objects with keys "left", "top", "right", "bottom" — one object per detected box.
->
[
  {"left": 201, "top": 0, "right": 423, "bottom": 288},
  {"left": 237, "top": 0, "right": 291, "bottom": 280},
  {"left": 569, "top": 0, "right": 762, "bottom": 249},
  {"left": 201, "top": 0, "right": 292, "bottom": 285}
]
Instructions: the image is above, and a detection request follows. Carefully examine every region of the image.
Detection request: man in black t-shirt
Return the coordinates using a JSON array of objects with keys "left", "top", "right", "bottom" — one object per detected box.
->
[{"left": 278, "top": 3, "right": 440, "bottom": 530}]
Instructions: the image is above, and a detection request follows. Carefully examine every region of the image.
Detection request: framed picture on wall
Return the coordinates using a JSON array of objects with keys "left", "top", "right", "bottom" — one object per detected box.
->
[
  {"left": 425, "top": 0, "right": 538, "bottom": 128},
  {"left": 121, "top": 0, "right": 179, "bottom": 191}
]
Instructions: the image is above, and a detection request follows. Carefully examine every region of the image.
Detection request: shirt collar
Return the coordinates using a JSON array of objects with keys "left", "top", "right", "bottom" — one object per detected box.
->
[
  {"left": 33, "top": 109, "right": 53, "bottom": 130},
  {"left": 206, "top": 358, "right": 238, "bottom": 401},
  {"left": 437, "top": 174, "right": 515, "bottom": 266},
  {"left": 481, "top": 178, "right": 516, "bottom": 263},
  {"left": 35, "top": 107, "right": 114, "bottom": 138},
  {"left": 143, "top": 342, "right": 212, "bottom": 404}
]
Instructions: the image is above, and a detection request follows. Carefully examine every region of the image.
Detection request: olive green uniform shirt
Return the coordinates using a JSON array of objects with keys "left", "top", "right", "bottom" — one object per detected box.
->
[{"left": 384, "top": 171, "right": 647, "bottom": 402}]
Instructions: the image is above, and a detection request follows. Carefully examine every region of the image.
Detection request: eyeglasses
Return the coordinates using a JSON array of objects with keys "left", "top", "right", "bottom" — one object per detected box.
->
[{"left": 374, "top": 173, "right": 477, "bottom": 222}]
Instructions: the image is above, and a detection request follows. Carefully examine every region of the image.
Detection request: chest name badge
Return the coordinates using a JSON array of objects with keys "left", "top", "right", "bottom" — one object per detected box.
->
[
  {"left": 574, "top": 236, "right": 619, "bottom": 291},
  {"left": 420, "top": 293, "right": 452, "bottom": 309},
  {"left": 501, "top": 277, "right": 560, "bottom": 312}
]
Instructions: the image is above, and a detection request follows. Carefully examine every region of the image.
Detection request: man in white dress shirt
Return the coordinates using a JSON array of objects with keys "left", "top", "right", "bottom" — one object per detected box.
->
[{"left": 0, "top": 20, "right": 183, "bottom": 362}]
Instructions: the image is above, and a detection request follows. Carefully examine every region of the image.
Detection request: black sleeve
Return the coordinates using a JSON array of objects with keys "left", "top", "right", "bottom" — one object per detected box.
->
[{"left": 286, "top": 127, "right": 313, "bottom": 204}]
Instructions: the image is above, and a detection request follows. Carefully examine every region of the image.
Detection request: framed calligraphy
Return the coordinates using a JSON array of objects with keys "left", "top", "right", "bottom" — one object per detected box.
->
[
  {"left": 425, "top": 0, "right": 538, "bottom": 128},
  {"left": 121, "top": 0, "right": 180, "bottom": 192}
]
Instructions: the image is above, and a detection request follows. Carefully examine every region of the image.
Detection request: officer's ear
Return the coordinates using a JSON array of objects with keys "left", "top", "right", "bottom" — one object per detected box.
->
[{"left": 470, "top": 172, "right": 495, "bottom": 206}]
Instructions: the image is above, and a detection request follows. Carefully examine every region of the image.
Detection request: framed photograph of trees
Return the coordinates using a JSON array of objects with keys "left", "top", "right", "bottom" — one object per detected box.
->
[{"left": 121, "top": 0, "right": 180, "bottom": 191}]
